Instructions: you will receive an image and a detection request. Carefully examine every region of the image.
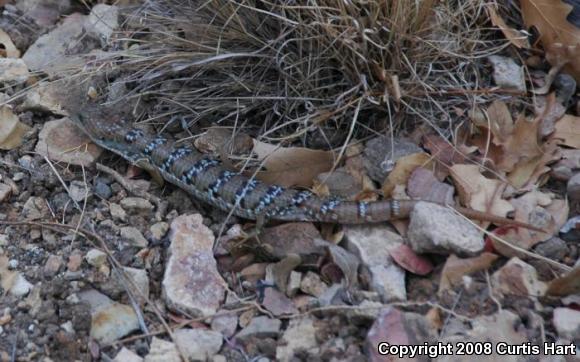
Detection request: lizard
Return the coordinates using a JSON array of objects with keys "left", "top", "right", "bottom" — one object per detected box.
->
[{"left": 68, "top": 104, "right": 542, "bottom": 231}]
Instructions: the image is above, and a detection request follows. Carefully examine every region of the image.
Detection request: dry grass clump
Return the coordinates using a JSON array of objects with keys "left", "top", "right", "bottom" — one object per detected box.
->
[{"left": 98, "top": 0, "right": 508, "bottom": 147}]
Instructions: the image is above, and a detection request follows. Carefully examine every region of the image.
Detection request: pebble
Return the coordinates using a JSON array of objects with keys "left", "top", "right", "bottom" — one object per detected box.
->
[
  {"left": 120, "top": 227, "right": 149, "bottom": 248},
  {"left": 491, "top": 257, "right": 546, "bottom": 299},
  {"left": 173, "top": 328, "right": 223, "bottom": 361},
  {"left": 276, "top": 317, "right": 318, "bottom": 361},
  {"left": 12, "top": 172, "right": 25, "bottom": 182},
  {"left": 9, "top": 273, "right": 33, "bottom": 297},
  {"left": 68, "top": 180, "right": 91, "bottom": 202},
  {"left": 94, "top": 181, "right": 113, "bottom": 199},
  {"left": 0, "top": 183, "right": 12, "bottom": 203},
  {"left": 235, "top": 316, "right": 281, "bottom": 342},
  {"left": 0, "top": 234, "right": 8, "bottom": 246},
  {"left": 299, "top": 271, "right": 328, "bottom": 298},
  {"left": 144, "top": 337, "right": 180, "bottom": 362},
  {"left": 487, "top": 55, "right": 526, "bottom": 92},
  {"left": 567, "top": 172, "right": 580, "bottom": 202},
  {"left": 43, "top": 255, "right": 62, "bottom": 277},
  {"left": 85, "top": 249, "right": 107, "bottom": 267},
  {"left": 113, "top": 347, "right": 143, "bottom": 362},
  {"left": 120, "top": 197, "right": 154, "bottom": 213},
  {"left": 149, "top": 222, "right": 169, "bottom": 241},
  {"left": 553, "top": 307, "right": 580, "bottom": 340},
  {"left": 109, "top": 203, "right": 127, "bottom": 222}
]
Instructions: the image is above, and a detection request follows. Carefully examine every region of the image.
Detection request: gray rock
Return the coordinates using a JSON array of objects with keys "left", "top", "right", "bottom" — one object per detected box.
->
[
  {"left": 23, "top": 13, "right": 96, "bottom": 76},
  {"left": 236, "top": 316, "right": 281, "bottom": 342},
  {"left": 15, "top": 0, "right": 71, "bottom": 26},
  {"left": 0, "top": 58, "right": 29, "bottom": 83},
  {"left": 173, "top": 328, "right": 223, "bottom": 361},
  {"left": 162, "top": 214, "right": 226, "bottom": 317},
  {"left": 120, "top": 227, "right": 149, "bottom": 248},
  {"left": 144, "top": 337, "right": 180, "bottom": 362},
  {"left": 78, "top": 289, "right": 139, "bottom": 345},
  {"left": 491, "top": 257, "right": 546, "bottom": 299},
  {"left": 553, "top": 308, "right": 580, "bottom": 340},
  {"left": 299, "top": 271, "right": 328, "bottom": 298},
  {"left": 22, "top": 196, "right": 50, "bottom": 220},
  {"left": 149, "top": 222, "right": 169, "bottom": 241},
  {"left": 109, "top": 203, "right": 127, "bottom": 222},
  {"left": 0, "top": 183, "right": 12, "bottom": 203},
  {"left": 488, "top": 55, "right": 526, "bottom": 92},
  {"left": 567, "top": 172, "right": 580, "bottom": 202},
  {"left": 344, "top": 225, "right": 406, "bottom": 301},
  {"left": 86, "top": 4, "right": 119, "bottom": 41},
  {"left": 113, "top": 347, "right": 143, "bottom": 362},
  {"left": 85, "top": 249, "right": 107, "bottom": 267},
  {"left": 94, "top": 181, "right": 112, "bottom": 199},
  {"left": 408, "top": 202, "right": 484, "bottom": 256},
  {"left": 211, "top": 311, "right": 238, "bottom": 338},
  {"left": 276, "top": 318, "right": 318, "bottom": 362},
  {"left": 363, "top": 136, "right": 422, "bottom": 182},
  {"left": 9, "top": 273, "right": 33, "bottom": 297},
  {"left": 120, "top": 197, "right": 154, "bottom": 213},
  {"left": 69, "top": 180, "right": 91, "bottom": 202},
  {"left": 533, "top": 237, "right": 569, "bottom": 261}
]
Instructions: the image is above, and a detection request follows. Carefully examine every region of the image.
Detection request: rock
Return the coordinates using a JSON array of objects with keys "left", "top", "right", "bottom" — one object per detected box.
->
[
  {"left": 488, "top": 55, "right": 526, "bottom": 92},
  {"left": 315, "top": 169, "right": 362, "bottom": 198},
  {"left": 0, "top": 184, "right": 12, "bottom": 203},
  {"left": 113, "top": 347, "right": 143, "bottom": 362},
  {"left": 22, "top": 196, "right": 50, "bottom": 220},
  {"left": 553, "top": 308, "right": 580, "bottom": 340},
  {"left": 144, "top": 337, "right": 181, "bottom": 362},
  {"left": 67, "top": 251, "right": 83, "bottom": 272},
  {"left": 408, "top": 202, "right": 484, "bottom": 255},
  {"left": 9, "top": 273, "right": 33, "bottom": 297},
  {"left": 344, "top": 225, "right": 406, "bottom": 302},
  {"left": 78, "top": 289, "right": 139, "bottom": 345},
  {"left": 120, "top": 227, "right": 149, "bottom": 248},
  {"left": 259, "top": 222, "right": 321, "bottom": 259},
  {"left": 121, "top": 267, "right": 150, "bottom": 299},
  {"left": 491, "top": 257, "right": 546, "bottom": 299},
  {"left": 300, "top": 271, "right": 328, "bottom": 297},
  {"left": 0, "top": 58, "right": 29, "bottom": 83},
  {"left": 286, "top": 271, "right": 301, "bottom": 298},
  {"left": 109, "top": 203, "right": 127, "bottom": 222},
  {"left": 551, "top": 149, "right": 580, "bottom": 181},
  {"left": 15, "top": 0, "right": 71, "bottom": 26},
  {"left": 69, "top": 180, "right": 91, "bottom": 202},
  {"left": 346, "top": 300, "right": 383, "bottom": 323},
  {"left": 162, "top": 214, "right": 226, "bottom": 316},
  {"left": 235, "top": 316, "right": 281, "bottom": 342},
  {"left": 366, "top": 308, "right": 437, "bottom": 362},
  {"left": 567, "top": 172, "right": 580, "bottom": 202},
  {"left": 211, "top": 312, "right": 238, "bottom": 338},
  {"left": 22, "top": 13, "right": 96, "bottom": 76},
  {"left": 533, "top": 237, "right": 569, "bottom": 261},
  {"left": 120, "top": 197, "right": 154, "bottom": 213},
  {"left": 262, "top": 288, "right": 298, "bottom": 316},
  {"left": 94, "top": 180, "right": 112, "bottom": 199},
  {"left": 0, "top": 234, "right": 7, "bottom": 246},
  {"left": 149, "top": 222, "right": 169, "bottom": 242},
  {"left": 86, "top": 4, "right": 119, "bottom": 41},
  {"left": 363, "top": 136, "right": 422, "bottom": 182},
  {"left": 22, "top": 82, "right": 66, "bottom": 114},
  {"left": 173, "top": 328, "right": 223, "bottom": 361},
  {"left": 43, "top": 254, "right": 62, "bottom": 277},
  {"left": 276, "top": 318, "right": 318, "bottom": 362},
  {"left": 85, "top": 249, "right": 107, "bottom": 267},
  {"left": 35, "top": 118, "right": 102, "bottom": 167}
]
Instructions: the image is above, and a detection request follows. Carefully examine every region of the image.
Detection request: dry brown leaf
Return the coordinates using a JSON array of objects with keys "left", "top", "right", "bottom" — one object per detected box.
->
[
  {"left": 449, "top": 164, "right": 514, "bottom": 219},
  {"left": 546, "top": 265, "right": 580, "bottom": 296},
  {"left": 521, "top": 0, "right": 580, "bottom": 80},
  {"left": 551, "top": 115, "right": 580, "bottom": 149},
  {"left": 252, "top": 140, "right": 334, "bottom": 188},
  {"left": 0, "top": 106, "right": 31, "bottom": 150},
  {"left": 438, "top": 253, "right": 499, "bottom": 294},
  {"left": 381, "top": 152, "right": 432, "bottom": 197},
  {"left": 507, "top": 139, "right": 561, "bottom": 189},
  {"left": 0, "top": 29, "right": 20, "bottom": 58},
  {"left": 486, "top": 5, "right": 530, "bottom": 48},
  {"left": 497, "top": 114, "right": 542, "bottom": 172},
  {"left": 485, "top": 100, "right": 514, "bottom": 145},
  {"left": 0, "top": 256, "right": 17, "bottom": 295}
]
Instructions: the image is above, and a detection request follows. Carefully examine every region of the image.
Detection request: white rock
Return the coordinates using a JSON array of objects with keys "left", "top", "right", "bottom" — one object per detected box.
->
[
  {"left": 173, "top": 329, "right": 223, "bottom": 361},
  {"left": 120, "top": 227, "right": 149, "bottom": 248},
  {"left": 150, "top": 222, "right": 169, "bottom": 241},
  {"left": 276, "top": 318, "right": 318, "bottom": 362},
  {"left": 69, "top": 180, "right": 91, "bottom": 202},
  {"left": 35, "top": 118, "right": 102, "bottom": 167},
  {"left": 0, "top": 59, "right": 29, "bottom": 83},
  {"left": 123, "top": 267, "right": 150, "bottom": 299},
  {"left": 86, "top": 4, "right": 119, "bottom": 41},
  {"left": 408, "top": 202, "right": 484, "bottom": 256},
  {"left": 488, "top": 55, "right": 526, "bottom": 92},
  {"left": 113, "top": 347, "right": 143, "bottom": 362},
  {"left": 236, "top": 316, "right": 281, "bottom": 342},
  {"left": 22, "top": 14, "right": 93, "bottom": 76},
  {"left": 9, "top": 273, "right": 33, "bottom": 297},
  {"left": 344, "top": 225, "right": 406, "bottom": 301},
  {"left": 120, "top": 197, "right": 154, "bottom": 213},
  {"left": 144, "top": 337, "right": 180, "bottom": 362},
  {"left": 162, "top": 214, "right": 226, "bottom": 317},
  {"left": 78, "top": 289, "right": 139, "bottom": 345},
  {"left": 109, "top": 203, "right": 127, "bottom": 222},
  {"left": 85, "top": 249, "right": 107, "bottom": 267},
  {"left": 553, "top": 308, "right": 580, "bottom": 340}
]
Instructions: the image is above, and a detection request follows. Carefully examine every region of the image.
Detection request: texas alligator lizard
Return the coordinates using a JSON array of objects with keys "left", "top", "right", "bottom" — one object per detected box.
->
[{"left": 70, "top": 106, "right": 540, "bottom": 230}]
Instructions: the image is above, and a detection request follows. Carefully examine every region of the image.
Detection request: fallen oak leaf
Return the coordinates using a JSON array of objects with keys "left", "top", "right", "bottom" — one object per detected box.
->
[
  {"left": 486, "top": 5, "right": 530, "bottom": 49},
  {"left": 551, "top": 115, "right": 580, "bottom": 149},
  {"left": 252, "top": 140, "right": 334, "bottom": 188},
  {"left": 0, "top": 106, "right": 31, "bottom": 150},
  {"left": 438, "top": 253, "right": 499, "bottom": 294},
  {"left": 389, "top": 244, "right": 433, "bottom": 276},
  {"left": 381, "top": 152, "right": 432, "bottom": 197},
  {"left": 547, "top": 265, "right": 580, "bottom": 296}
]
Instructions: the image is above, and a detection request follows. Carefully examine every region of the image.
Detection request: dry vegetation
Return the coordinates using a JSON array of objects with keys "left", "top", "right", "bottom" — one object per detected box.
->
[{"left": 92, "top": 0, "right": 512, "bottom": 147}]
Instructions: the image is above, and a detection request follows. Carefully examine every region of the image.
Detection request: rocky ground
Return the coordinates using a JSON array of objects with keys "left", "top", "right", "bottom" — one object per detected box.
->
[{"left": 0, "top": 1, "right": 578, "bottom": 362}]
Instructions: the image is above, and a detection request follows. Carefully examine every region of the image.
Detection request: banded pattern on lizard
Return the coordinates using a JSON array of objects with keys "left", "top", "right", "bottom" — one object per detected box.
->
[{"left": 70, "top": 106, "right": 540, "bottom": 229}]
